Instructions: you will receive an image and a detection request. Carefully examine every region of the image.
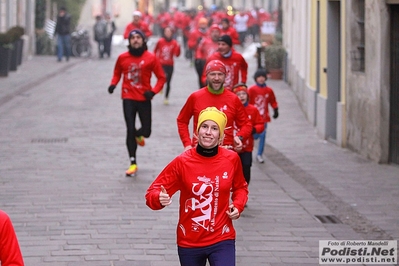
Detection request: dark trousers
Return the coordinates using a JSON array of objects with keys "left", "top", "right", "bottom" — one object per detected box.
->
[
  {"left": 123, "top": 99, "right": 152, "bottom": 162},
  {"left": 238, "top": 31, "right": 247, "bottom": 46},
  {"left": 183, "top": 35, "right": 189, "bottom": 56},
  {"left": 239, "top": 152, "right": 252, "bottom": 184},
  {"left": 162, "top": 65, "right": 174, "bottom": 98},
  {"left": 104, "top": 34, "right": 113, "bottom": 57},
  {"left": 178, "top": 240, "right": 235, "bottom": 266},
  {"left": 194, "top": 59, "right": 206, "bottom": 88}
]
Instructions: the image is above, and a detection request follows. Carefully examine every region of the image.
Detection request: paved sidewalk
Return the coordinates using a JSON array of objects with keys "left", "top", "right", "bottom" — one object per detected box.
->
[{"left": 0, "top": 39, "right": 398, "bottom": 266}]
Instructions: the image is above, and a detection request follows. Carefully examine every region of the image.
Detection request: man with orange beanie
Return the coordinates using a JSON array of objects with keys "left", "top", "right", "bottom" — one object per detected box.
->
[{"left": 196, "top": 24, "right": 221, "bottom": 61}]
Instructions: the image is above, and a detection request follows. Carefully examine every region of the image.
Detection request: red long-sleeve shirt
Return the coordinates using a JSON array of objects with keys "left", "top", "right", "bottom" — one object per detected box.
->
[
  {"left": 145, "top": 147, "right": 248, "bottom": 248},
  {"left": 248, "top": 84, "right": 278, "bottom": 123},
  {"left": 110, "top": 50, "right": 166, "bottom": 101},
  {"left": 156, "top": 12, "right": 172, "bottom": 29},
  {"left": 123, "top": 21, "right": 152, "bottom": 39},
  {"left": 202, "top": 51, "right": 248, "bottom": 91},
  {"left": 177, "top": 87, "right": 252, "bottom": 148},
  {"left": 196, "top": 37, "right": 218, "bottom": 60},
  {"left": 237, "top": 104, "right": 265, "bottom": 153},
  {"left": 220, "top": 27, "right": 240, "bottom": 45},
  {"left": 154, "top": 38, "right": 181, "bottom": 66},
  {"left": 0, "top": 210, "right": 24, "bottom": 266},
  {"left": 187, "top": 28, "right": 208, "bottom": 58}
]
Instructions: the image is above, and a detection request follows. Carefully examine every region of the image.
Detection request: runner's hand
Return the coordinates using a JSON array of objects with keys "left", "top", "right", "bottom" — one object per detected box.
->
[
  {"left": 144, "top": 90, "right": 155, "bottom": 100},
  {"left": 159, "top": 185, "right": 172, "bottom": 207},
  {"left": 226, "top": 204, "right": 239, "bottom": 220},
  {"left": 108, "top": 85, "right": 116, "bottom": 94}
]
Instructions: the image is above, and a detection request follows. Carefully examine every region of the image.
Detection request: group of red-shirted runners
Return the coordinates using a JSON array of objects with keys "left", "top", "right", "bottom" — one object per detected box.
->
[{"left": 106, "top": 5, "right": 279, "bottom": 266}]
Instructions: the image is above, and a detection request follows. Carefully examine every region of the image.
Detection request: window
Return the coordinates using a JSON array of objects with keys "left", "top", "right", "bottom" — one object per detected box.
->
[{"left": 350, "top": 0, "right": 365, "bottom": 72}]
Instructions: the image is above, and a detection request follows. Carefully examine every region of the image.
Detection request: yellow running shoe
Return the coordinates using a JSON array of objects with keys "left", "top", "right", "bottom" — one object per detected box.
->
[
  {"left": 126, "top": 164, "right": 138, "bottom": 176},
  {"left": 135, "top": 136, "right": 145, "bottom": 146}
]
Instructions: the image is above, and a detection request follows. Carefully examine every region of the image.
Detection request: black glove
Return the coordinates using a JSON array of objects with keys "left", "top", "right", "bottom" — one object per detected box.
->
[
  {"left": 143, "top": 90, "right": 155, "bottom": 101},
  {"left": 108, "top": 85, "right": 116, "bottom": 94},
  {"left": 273, "top": 108, "right": 279, "bottom": 119},
  {"left": 251, "top": 127, "right": 257, "bottom": 135}
]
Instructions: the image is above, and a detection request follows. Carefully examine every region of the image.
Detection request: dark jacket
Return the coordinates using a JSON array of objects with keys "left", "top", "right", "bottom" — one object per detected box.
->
[{"left": 55, "top": 14, "right": 71, "bottom": 35}]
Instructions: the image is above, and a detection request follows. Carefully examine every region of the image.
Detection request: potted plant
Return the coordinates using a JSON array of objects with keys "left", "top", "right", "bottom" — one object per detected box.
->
[
  {"left": 0, "top": 32, "right": 13, "bottom": 77},
  {"left": 264, "top": 43, "right": 285, "bottom": 79},
  {"left": 13, "top": 26, "right": 25, "bottom": 65},
  {"left": 7, "top": 26, "right": 25, "bottom": 71}
]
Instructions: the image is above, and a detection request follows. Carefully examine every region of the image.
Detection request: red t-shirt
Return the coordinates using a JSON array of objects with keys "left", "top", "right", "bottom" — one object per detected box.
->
[
  {"left": 110, "top": 50, "right": 166, "bottom": 101},
  {"left": 177, "top": 87, "right": 252, "bottom": 148},
  {"left": 145, "top": 147, "right": 248, "bottom": 248},
  {"left": 0, "top": 210, "right": 24, "bottom": 266},
  {"left": 154, "top": 38, "right": 181, "bottom": 66},
  {"left": 248, "top": 84, "right": 278, "bottom": 123}
]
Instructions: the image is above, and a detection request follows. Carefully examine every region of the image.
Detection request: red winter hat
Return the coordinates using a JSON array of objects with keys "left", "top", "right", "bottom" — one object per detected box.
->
[
  {"left": 209, "top": 24, "right": 221, "bottom": 32},
  {"left": 205, "top": 60, "right": 226, "bottom": 75}
]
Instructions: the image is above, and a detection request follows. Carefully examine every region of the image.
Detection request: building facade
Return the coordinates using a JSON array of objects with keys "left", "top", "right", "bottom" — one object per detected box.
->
[
  {"left": 282, "top": 0, "right": 399, "bottom": 164},
  {"left": 0, "top": 0, "right": 36, "bottom": 60}
]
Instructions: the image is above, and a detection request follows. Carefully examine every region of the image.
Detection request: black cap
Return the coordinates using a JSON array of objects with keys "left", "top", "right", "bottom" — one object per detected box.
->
[
  {"left": 221, "top": 18, "right": 230, "bottom": 24},
  {"left": 218, "top": 35, "right": 232, "bottom": 47},
  {"left": 129, "top": 29, "right": 146, "bottom": 41},
  {"left": 254, "top": 68, "right": 268, "bottom": 81}
]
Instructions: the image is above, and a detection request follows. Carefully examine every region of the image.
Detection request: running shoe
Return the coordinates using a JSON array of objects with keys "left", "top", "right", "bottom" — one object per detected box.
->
[
  {"left": 256, "top": 155, "right": 264, "bottom": 163},
  {"left": 135, "top": 136, "right": 145, "bottom": 146},
  {"left": 126, "top": 164, "right": 138, "bottom": 176}
]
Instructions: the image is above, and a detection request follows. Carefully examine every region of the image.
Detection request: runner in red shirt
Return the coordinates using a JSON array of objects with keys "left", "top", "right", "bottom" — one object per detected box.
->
[
  {"left": 142, "top": 11, "right": 154, "bottom": 30},
  {"left": 0, "top": 210, "right": 24, "bottom": 266},
  {"left": 177, "top": 60, "right": 252, "bottom": 151},
  {"left": 146, "top": 107, "right": 248, "bottom": 265},
  {"left": 108, "top": 29, "right": 166, "bottom": 176},
  {"left": 233, "top": 84, "right": 264, "bottom": 185},
  {"left": 196, "top": 24, "right": 221, "bottom": 61},
  {"left": 202, "top": 35, "right": 248, "bottom": 91},
  {"left": 248, "top": 68, "right": 279, "bottom": 163},
  {"left": 220, "top": 18, "right": 240, "bottom": 45},
  {"left": 188, "top": 17, "right": 209, "bottom": 88},
  {"left": 154, "top": 26, "right": 181, "bottom": 105},
  {"left": 258, "top": 8, "right": 271, "bottom": 23},
  {"left": 181, "top": 9, "right": 197, "bottom": 60},
  {"left": 247, "top": 9, "right": 260, "bottom": 42},
  {"left": 156, "top": 9, "right": 172, "bottom": 35},
  {"left": 123, "top": 11, "right": 152, "bottom": 39}
]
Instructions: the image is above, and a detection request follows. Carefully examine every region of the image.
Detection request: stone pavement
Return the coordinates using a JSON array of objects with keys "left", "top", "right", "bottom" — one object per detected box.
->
[{"left": 0, "top": 37, "right": 398, "bottom": 266}]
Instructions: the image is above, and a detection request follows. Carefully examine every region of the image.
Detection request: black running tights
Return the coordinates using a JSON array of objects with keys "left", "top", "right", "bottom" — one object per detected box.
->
[{"left": 123, "top": 99, "right": 152, "bottom": 161}]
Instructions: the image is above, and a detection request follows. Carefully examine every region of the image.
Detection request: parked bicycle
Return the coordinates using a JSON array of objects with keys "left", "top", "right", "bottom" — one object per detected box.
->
[{"left": 71, "top": 29, "right": 92, "bottom": 58}]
